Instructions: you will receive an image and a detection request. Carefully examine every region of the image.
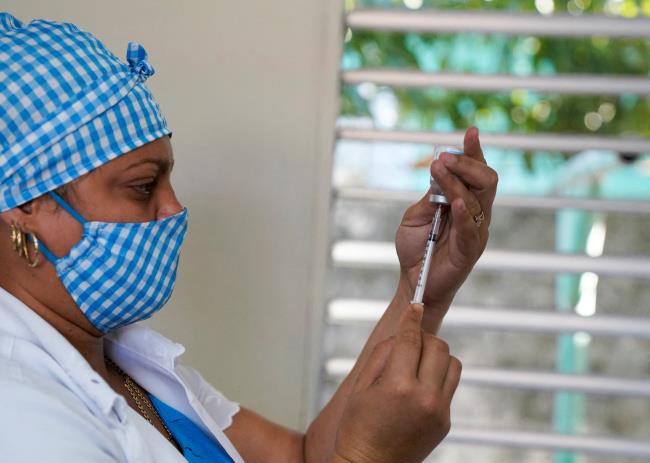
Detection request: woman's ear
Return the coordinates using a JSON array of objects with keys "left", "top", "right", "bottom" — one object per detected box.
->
[
  {"left": 0, "top": 197, "right": 50, "bottom": 233},
  {"left": 0, "top": 206, "right": 28, "bottom": 229}
]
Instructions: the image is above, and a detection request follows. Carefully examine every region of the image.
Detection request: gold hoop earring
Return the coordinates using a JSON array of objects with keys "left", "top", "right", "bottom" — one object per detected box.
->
[
  {"left": 9, "top": 224, "right": 41, "bottom": 268},
  {"left": 10, "top": 223, "right": 22, "bottom": 253},
  {"left": 25, "top": 233, "right": 41, "bottom": 268}
]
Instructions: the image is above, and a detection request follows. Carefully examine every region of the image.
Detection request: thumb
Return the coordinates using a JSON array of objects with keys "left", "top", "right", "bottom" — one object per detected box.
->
[{"left": 401, "top": 189, "right": 438, "bottom": 227}]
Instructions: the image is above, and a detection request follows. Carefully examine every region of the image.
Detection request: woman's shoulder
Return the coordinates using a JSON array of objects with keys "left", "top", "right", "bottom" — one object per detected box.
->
[
  {"left": 0, "top": 355, "right": 123, "bottom": 462},
  {"left": 0, "top": 331, "right": 82, "bottom": 392},
  {"left": 0, "top": 350, "right": 98, "bottom": 423}
]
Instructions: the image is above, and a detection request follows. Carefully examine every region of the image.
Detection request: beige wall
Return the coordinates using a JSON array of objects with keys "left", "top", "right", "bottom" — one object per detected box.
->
[{"left": 4, "top": 1, "right": 343, "bottom": 428}]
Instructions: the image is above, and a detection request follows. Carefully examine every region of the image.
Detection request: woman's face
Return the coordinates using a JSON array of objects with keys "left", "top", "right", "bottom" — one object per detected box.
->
[
  {"left": 0, "top": 135, "right": 183, "bottom": 336},
  {"left": 33, "top": 135, "right": 182, "bottom": 258}
]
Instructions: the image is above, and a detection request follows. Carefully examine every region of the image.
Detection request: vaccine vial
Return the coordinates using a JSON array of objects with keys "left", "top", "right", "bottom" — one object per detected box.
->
[{"left": 430, "top": 146, "right": 464, "bottom": 205}]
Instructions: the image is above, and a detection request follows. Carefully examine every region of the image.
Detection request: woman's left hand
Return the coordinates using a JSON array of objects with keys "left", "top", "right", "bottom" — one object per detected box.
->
[{"left": 395, "top": 127, "right": 498, "bottom": 312}]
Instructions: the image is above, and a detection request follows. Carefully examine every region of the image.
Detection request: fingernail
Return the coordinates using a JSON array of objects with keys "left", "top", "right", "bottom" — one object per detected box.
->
[{"left": 441, "top": 153, "right": 457, "bottom": 165}]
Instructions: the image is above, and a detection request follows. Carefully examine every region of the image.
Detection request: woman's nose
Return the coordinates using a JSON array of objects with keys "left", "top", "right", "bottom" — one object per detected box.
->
[{"left": 156, "top": 188, "right": 184, "bottom": 220}]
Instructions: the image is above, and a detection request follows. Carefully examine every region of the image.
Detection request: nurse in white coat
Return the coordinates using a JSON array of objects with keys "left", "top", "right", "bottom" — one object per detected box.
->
[{"left": 0, "top": 12, "right": 498, "bottom": 463}]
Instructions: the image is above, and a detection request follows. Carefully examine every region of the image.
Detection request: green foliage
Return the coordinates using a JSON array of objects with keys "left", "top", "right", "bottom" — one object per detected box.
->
[
  {"left": 341, "top": 1, "right": 650, "bottom": 138},
  {"left": 350, "top": 0, "right": 650, "bottom": 15}
]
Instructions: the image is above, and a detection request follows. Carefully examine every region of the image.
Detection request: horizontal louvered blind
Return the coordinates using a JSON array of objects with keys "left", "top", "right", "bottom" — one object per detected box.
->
[{"left": 321, "top": 6, "right": 650, "bottom": 461}]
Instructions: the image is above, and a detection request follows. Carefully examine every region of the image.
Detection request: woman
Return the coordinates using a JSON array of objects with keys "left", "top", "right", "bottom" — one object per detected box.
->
[{"left": 0, "top": 12, "right": 497, "bottom": 463}]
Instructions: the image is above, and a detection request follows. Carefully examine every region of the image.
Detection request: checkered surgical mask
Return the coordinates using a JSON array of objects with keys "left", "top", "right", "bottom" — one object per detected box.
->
[{"left": 39, "top": 191, "right": 188, "bottom": 333}]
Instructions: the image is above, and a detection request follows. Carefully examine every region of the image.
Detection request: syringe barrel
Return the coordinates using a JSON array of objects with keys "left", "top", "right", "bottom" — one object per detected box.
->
[{"left": 430, "top": 146, "right": 464, "bottom": 205}]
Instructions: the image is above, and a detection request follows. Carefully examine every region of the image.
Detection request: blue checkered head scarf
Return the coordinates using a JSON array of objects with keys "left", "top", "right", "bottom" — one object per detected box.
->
[{"left": 0, "top": 12, "right": 170, "bottom": 212}]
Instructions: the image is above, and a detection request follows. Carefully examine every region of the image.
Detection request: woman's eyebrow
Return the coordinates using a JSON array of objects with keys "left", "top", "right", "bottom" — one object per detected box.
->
[{"left": 124, "top": 157, "right": 173, "bottom": 172}]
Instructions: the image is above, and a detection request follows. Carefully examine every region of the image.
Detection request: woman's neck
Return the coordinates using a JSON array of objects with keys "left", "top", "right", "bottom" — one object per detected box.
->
[{"left": 0, "top": 275, "right": 109, "bottom": 378}]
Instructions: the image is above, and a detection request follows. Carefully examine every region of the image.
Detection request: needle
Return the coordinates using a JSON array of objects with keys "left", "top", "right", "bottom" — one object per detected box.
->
[{"left": 411, "top": 205, "right": 444, "bottom": 305}]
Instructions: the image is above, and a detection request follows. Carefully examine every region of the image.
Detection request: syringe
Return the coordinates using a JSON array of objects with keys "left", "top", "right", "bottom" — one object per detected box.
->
[{"left": 411, "top": 146, "right": 464, "bottom": 305}]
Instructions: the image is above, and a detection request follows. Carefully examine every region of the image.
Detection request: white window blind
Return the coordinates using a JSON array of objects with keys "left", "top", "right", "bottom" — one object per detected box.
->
[{"left": 319, "top": 5, "right": 650, "bottom": 462}]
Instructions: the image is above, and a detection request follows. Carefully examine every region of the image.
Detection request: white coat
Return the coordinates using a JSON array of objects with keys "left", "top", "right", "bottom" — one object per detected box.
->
[{"left": 0, "top": 286, "right": 245, "bottom": 462}]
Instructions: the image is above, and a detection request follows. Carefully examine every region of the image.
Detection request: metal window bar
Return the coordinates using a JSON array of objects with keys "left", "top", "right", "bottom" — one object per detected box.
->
[
  {"left": 335, "top": 187, "right": 650, "bottom": 215},
  {"left": 445, "top": 428, "right": 650, "bottom": 458},
  {"left": 331, "top": 241, "right": 650, "bottom": 279},
  {"left": 346, "top": 9, "right": 650, "bottom": 38},
  {"left": 342, "top": 69, "right": 650, "bottom": 96},
  {"left": 328, "top": 299, "right": 650, "bottom": 339},
  {"left": 330, "top": 6, "right": 650, "bottom": 460},
  {"left": 325, "top": 359, "right": 650, "bottom": 398},
  {"left": 337, "top": 128, "right": 650, "bottom": 154}
]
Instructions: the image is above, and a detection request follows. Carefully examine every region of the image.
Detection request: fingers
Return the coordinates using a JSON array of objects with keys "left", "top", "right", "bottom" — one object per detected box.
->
[
  {"left": 438, "top": 153, "right": 498, "bottom": 223},
  {"left": 431, "top": 160, "right": 483, "bottom": 220},
  {"left": 405, "top": 127, "right": 497, "bottom": 229},
  {"left": 354, "top": 337, "right": 396, "bottom": 392},
  {"left": 385, "top": 303, "right": 425, "bottom": 379},
  {"left": 439, "top": 153, "right": 498, "bottom": 199},
  {"left": 417, "top": 334, "right": 451, "bottom": 389},
  {"left": 463, "top": 126, "right": 486, "bottom": 164},
  {"left": 449, "top": 198, "right": 483, "bottom": 264},
  {"left": 442, "top": 356, "right": 463, "bottom": 402}
]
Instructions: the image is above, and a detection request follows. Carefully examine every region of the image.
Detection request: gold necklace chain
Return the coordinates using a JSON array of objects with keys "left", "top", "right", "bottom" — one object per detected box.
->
[{"left": 105, "top": 357, "right": 180, "bottom": 451}]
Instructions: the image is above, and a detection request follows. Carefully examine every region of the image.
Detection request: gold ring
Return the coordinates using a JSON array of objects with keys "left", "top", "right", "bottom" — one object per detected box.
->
[{"left": 473, "top": 211, "right": 485, "bottom": 228}]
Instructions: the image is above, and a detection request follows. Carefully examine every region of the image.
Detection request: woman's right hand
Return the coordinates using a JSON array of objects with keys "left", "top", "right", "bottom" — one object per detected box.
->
[{"left": 332, "top": 303, "right": 462, "bottom": 463}]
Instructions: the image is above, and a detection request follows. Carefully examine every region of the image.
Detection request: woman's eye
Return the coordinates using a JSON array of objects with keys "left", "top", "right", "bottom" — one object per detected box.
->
[{"left": 132, "top": 182, "right": 156, "bottom": 196}]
